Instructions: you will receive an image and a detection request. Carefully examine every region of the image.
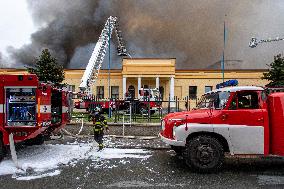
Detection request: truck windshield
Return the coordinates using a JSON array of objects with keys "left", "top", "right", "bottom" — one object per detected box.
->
[{"left": 196, "top": 91, "right": 230, "bottom": 109}]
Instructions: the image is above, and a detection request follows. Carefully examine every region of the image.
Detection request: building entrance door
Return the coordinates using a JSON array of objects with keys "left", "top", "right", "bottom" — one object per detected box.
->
[{"left": 128, "top": 85, "right": 135, "bottom": 99}]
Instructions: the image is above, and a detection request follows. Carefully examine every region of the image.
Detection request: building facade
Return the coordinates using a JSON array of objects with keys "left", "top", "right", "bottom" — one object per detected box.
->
[{"left": 0, "top": 58, "right": 268, "bottom": 108}]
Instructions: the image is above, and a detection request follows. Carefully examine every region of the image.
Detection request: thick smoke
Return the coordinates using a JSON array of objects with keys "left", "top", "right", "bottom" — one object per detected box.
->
[
  {"left": 0, "top": 50, "right": 18, "bottom": 68},
  {"left": 5, "top": 0, "right": 284, "bottom": 69}
]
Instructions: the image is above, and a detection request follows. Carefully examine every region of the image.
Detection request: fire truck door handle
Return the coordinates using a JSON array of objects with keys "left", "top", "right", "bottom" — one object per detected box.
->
[{"left": 221, "top": 114, "right": 228, "bottom": 121}]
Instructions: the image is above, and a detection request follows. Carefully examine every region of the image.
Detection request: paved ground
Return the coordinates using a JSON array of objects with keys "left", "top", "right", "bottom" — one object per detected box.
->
[{"left": 1, "top": 136, "right": 284, "bottom": 189}]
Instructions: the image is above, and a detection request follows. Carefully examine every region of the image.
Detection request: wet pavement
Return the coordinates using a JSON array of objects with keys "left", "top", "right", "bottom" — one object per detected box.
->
[{"left": 0, "top": 136, "right": 284, "bottom": 189}]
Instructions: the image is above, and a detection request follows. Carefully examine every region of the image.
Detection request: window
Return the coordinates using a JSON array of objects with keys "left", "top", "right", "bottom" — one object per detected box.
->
[
  {"left": 205, "top": 86, "right": 213, "bottom": 93},
  {"left": 237, "top": 92, "right": 259, "bottom": 109},
  {"left": 197, "top": 91, "right": 230, "bottom": 109},
  {"left": 229, "top": 95, "right": 237, "bottom": 110},
  {"left": 127, "top": 85, "right": 135, "bottom": 99},
  {"left": 111, "top": 86, "right": 119, "bottom": 99},
  {"left": 229, "top": 91, "right": 259, "bottom": 109},
  {"left": 70, "top": 85, "right": 75, "bottom": 92},
  {"left": 189, "top": 86, "right": 197, "bottom": 99},
  {"left": 96, "top": 86, "right": 104, "bottom": 99},
  {"left": 64, "top": 85, "right": 75, "bottom": 92}
]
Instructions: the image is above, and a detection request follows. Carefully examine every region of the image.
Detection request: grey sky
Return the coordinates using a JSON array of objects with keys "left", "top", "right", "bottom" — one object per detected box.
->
[{"left": 0, "top": 1, "right": 35, "bottom": 56}]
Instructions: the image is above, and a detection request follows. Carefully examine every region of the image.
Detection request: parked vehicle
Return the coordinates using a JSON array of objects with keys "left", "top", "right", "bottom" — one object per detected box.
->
[
  {"left": 0, "top": 75, "right": 72, "bottom": 161},
  {"left": 160, "top": 83, "right": 284, "bottom": 172},
  {"left": 74, "top": 87, "right": 161, "bottom": 115}
]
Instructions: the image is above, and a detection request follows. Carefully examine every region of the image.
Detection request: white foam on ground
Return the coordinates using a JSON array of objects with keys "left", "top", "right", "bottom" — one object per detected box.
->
[
  {"left": 0, "top": 142, "right": 151, "bottom": 180},
  {"left": 14, "top": 170, "right": 61, "bottom": 181}
]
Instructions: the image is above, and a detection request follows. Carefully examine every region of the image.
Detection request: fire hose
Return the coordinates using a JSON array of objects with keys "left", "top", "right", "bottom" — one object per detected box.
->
[
  {"left": 59, "top": 118, "right": 99, "bottom": 155},
  {"left": 59, "top": 117, "right": 85, "bottom": 138}
]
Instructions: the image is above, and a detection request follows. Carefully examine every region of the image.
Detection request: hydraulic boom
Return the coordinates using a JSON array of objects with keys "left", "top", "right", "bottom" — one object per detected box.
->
[{"left": 79, "top": 16, "right": 128, "bottom": 94}]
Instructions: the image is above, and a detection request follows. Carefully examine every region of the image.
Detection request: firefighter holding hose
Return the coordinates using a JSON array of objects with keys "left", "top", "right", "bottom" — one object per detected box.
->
[{"left": 92, "top": 107, "right": 109, "bottom": 151}]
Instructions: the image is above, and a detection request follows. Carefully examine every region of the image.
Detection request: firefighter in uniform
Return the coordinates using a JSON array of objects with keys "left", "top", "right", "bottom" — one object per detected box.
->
[{"left": 92, "top": 107, "right": 109, "bottom": 151}]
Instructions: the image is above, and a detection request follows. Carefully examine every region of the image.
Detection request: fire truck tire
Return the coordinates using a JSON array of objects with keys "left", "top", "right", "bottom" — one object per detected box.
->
[
  {"left": 185, "top": 135, "right": 224, "bottom": 173},
  {"left": 25, "top": 134, "right": 45, "bottom": 146},
  {"left": 0, "top": 138, "right": 4, "bottom": 162}
]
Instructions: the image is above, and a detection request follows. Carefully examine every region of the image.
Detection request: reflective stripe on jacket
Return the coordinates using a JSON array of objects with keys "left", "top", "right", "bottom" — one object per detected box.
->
[
  {"left": 93, "top": 121, "right": 104, "bottom": 132},
  {"left": 102, "top": 120, "right": 108, "bottom": 129}
]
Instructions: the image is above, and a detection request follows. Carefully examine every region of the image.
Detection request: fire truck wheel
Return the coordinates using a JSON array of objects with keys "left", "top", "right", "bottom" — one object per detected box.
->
[
  {"left": 185, "top": 135, "right": 224, "bottom": 173},
  {"left": 25, "top": 134, "right": 45, "bottom": 146},
  {"left": 0, "top": 138, "right": 4, "bottom": 162}
]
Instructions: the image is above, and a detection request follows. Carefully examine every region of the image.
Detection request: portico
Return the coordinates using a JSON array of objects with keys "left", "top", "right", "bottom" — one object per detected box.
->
[{"left": 121, "top": 58, "right": 176, "bottom": 104}]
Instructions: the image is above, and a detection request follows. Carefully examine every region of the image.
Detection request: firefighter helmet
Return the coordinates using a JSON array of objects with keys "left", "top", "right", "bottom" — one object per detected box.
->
[{"left": 94, "top": 107, "right": 101, "bottom": 112}]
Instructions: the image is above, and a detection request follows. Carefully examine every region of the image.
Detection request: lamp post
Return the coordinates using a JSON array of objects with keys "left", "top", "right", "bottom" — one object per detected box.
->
[
  {"left": 222, "top": 16, "right": 227, "bottom": 82},
  {"left": 108, "top": 22, "right": 111, "bottom": 118}
]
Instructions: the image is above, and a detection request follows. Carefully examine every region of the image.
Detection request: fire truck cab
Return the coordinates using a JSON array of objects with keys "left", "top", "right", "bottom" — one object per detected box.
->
[
  {"left": 136, "top": 88, "right": 161, "bottom": 114},
  {"left": 160, "top": 83, "right": 284, "bottom": 172},
  {"left": 0, "top": 75, "right": 51, "bottom": 160}
]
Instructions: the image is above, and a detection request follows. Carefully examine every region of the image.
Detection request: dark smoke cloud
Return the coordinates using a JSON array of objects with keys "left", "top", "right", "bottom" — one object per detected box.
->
[
  {"left": 0, "top": 49, "right": 17, "bottom": 68},
  {"left": 7, "top": 0, "right": 284, "bottom": 69}
]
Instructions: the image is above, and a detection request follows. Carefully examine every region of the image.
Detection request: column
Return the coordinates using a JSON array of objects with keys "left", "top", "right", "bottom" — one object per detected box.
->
[
  {"left": 123, "top": 77, "right": 127, "bottom": 99},
  {"left": 170, "top": 76, "right": 175, "bottom": 107},
  {"left": 138, "top": 77, "right": 141, "bottom": 98},
  {"left": 156, "top": 77, "right": 159, "bottom": 90}
]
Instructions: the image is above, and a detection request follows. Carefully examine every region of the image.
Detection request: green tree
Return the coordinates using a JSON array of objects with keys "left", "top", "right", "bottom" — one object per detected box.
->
[
  {"left": 26, "top": 49, "right": 65, "bottom": 85},
  {"left": 262, "top": 54, "right": 284, "bottom": 87}
]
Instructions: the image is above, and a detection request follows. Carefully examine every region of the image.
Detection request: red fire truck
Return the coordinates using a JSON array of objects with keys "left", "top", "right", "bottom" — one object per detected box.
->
[
  {"left": 0, "top": 75, "right": 72, "bottom": 160},
  {"left": 160, "top": 84, "right": 284, "bottom": 172},
  {"left": 0, "top": 75, "right": 50, "bottom": 160},
  {"left": 74, "top": 98, "right": 120, "bottom": 113},
  {"left": 74, "top": 87, "right": 161, "bottom": 115}
]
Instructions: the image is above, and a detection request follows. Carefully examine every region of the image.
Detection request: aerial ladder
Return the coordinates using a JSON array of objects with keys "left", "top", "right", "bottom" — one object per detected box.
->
[
  {"left": 79, "top": 16, "right": 129, "bottom": 94},
  {"left": 249, "top": 36, "right": 284, "bottom": 48}
]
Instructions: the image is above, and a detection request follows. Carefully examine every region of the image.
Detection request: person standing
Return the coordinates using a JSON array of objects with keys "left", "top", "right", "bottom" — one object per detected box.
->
[{"left": 92, "top": 107, "right": 109, "bottom": 151}]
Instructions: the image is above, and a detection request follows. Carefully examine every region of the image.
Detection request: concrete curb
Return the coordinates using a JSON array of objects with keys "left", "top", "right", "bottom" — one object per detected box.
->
[
  {"left": 107, "top": 135, "right": 159, "bottom": 140},
  {"left": 54, "top": 134, "right": 159, "bottom": 140},
  {"left": 68, "top": 122, "right": 161, "bottom": 127},
  {"left": 65, "top": 123, "right": 161, "bottom": 137}
]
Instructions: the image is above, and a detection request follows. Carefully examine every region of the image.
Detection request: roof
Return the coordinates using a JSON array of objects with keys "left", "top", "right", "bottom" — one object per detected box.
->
[{"left": 206, "top": 86, "right": 264, "bottom": 94}]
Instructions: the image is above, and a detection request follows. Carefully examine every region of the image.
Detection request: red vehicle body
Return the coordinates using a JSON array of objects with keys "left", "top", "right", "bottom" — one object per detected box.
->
[
  {"left": 0, "top": 75, "right": 49, "bottom": 148},
  {"left": 160, "top": 86, "right": 284, "bottom": 172},
  {"left": 48, "top": 87, "right": 72, "bottom": 133},
  {"left": 74, "top": 99, "right": 127, "bottom": 115},
  {"left": 74, "top": 100, "right": 118, "bottom": 112},
  {"left": 0, "top": 75, "right": 72, "bottom": 160},
  {"left": 74, "top": 88, "right": 161, "bottom": 114}
]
